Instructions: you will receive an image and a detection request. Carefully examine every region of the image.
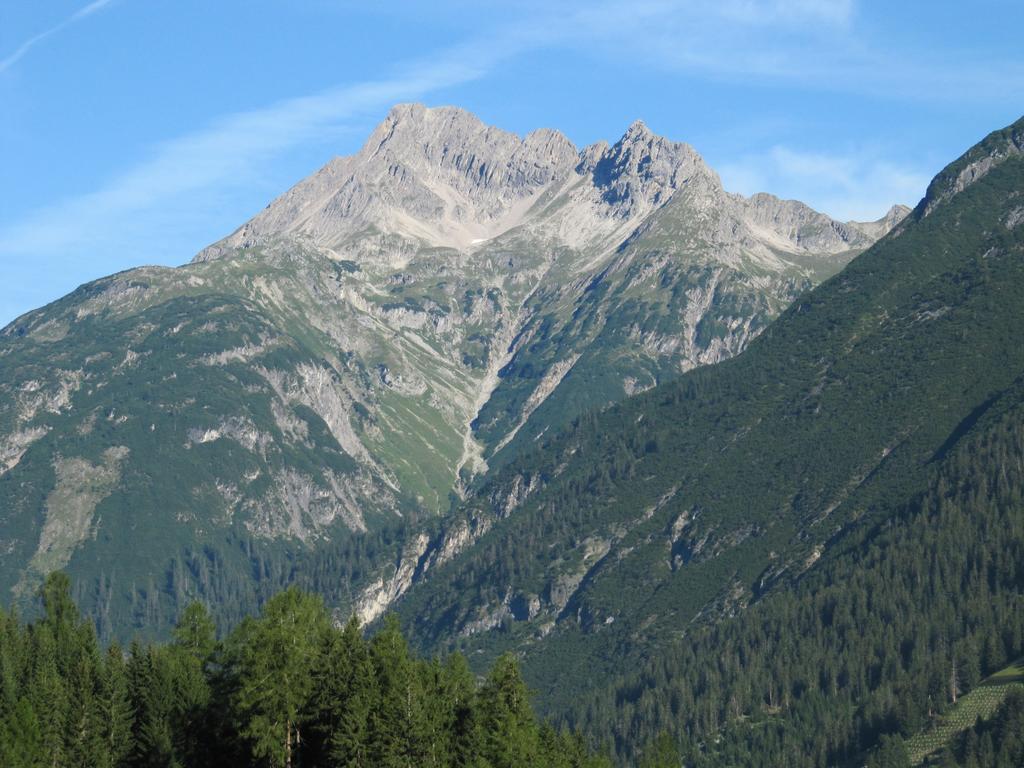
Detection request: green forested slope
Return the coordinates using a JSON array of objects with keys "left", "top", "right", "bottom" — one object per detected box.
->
[
  {"left": 0, "top": 253, "right": 429, "bottom": 639},
  {"left": 383, "top": 117, "right": 1024, "bottom": 761},
  {"left": 568, "top": 385, "right": 1024, "bottom": 765}
]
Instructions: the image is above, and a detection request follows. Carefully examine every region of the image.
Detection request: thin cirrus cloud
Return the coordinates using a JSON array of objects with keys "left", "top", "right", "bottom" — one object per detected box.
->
[
  {"left": 0, "top": 37, "right": 515, "bottom": 260},
  {"left": 712, "top": 0, "right": 855, "bottom": 26},
  {"left": 612, "top": 0, "right": 1023, "bottom": 103},
  {"left": 0, "top": 0, "right": 116, "bottom": 73},
  {"left": 718, "top": 145, "right": 931, "bottom": 221},
  {"left": 0, "top": 4, "right": 591, "bottom": 263}
]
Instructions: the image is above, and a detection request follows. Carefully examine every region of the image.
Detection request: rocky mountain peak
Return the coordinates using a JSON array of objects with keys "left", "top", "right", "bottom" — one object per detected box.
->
[
  {"left": 882, "top": 203, "right": 912, "bottom": 225},
  {"left": 739, "top": 193, "right": 910, "bottom": 254},
  {"left": 869, "top": 203, "right": 913, "bottom": 237},
  {"left": 622, "top": 118, "right": 653, "bottom": 140},
  {"left": 195, "top": 104, "right": 901, "bottom": 264},
  {"left": 588, "top": 119, "right": 714, "bottom": 217},
  {"left": 195, "top": 104, "right": 589, "bottom": 258},
  {"left": 357, "top": 104, "right": 578, "bottom": 197},
  {"left": 577, "top": 140, "right": 610, "bottom": 174}
]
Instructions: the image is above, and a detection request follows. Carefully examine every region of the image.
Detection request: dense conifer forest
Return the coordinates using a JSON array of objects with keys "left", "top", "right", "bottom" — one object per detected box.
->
[
  {"left": 558, "top": 387, "right": 1024, "bottom": 766},
  {"left": 0, "top": 574, "right": 612, "bottom": 768}
]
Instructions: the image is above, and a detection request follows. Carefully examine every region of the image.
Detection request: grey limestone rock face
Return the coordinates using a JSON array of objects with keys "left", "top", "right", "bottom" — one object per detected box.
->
[
  {"left": 743, "top": 193, "right": 872, "bottom": 253},
  {"left": 196, "top": 104, "right": 581, "bottom": 258},
  {"left": 587, "top": 119, "right": 711, "bottom": 216},
  {"left": 198, "top": 103, "right": 905, "bottom": 265}
]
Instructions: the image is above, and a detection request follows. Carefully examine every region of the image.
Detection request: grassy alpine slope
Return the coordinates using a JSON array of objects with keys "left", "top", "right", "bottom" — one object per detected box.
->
[{"left": 384, "top": 116, "right": 1024, "bottom": 762}]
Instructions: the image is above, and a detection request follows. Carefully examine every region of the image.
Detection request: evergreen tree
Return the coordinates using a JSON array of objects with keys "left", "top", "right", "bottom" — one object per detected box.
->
[
  {"left": 315, "top": 615, "right": 377, "bottom": 767},
  {"left": 868, "top": 734, "right": 910, "bottom": 768},
  {"left": 171, "top": 602, "right": 216, "bottom": 662},
  {"left": 0, "top": 606, "right": 24, "bottom": 718},
  {"left": 230, "top": 587, "right": 330, "bottom": 767},
  {"left": 63, "top": 640, "right": 106, "bottom": 767},
  {"left": 27, "top": 627, "right": 69, "bottom": 768},
  {"left": 39, "top": 573, "right": 80, "bottom": 670},
  {"left": 477, "top": 653, "right": 540, "bottom": 768},
  {"left": 127, "top": 644, "right": 178, "bottom": 768},
  {"left": 639, "top": 732, "right": 681, "bottom": 768},
  {"left": 0, "top": 698, "right": 46, "bottom": 768},
  {"left": 100, "top": 644, "right": 135, "bottom": 768},
  {"left": 169, "top": 604, "right": 214, "bottom": 766},
  {"left": 442, "top": 653, "right": 482, "bottom": 768},
  {"left": 367, "top": 615, "right": 420, "bottom": 767}
]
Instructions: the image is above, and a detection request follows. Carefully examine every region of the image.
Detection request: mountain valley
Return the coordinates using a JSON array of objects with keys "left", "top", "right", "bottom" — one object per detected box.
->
[
  {"left": 0, "top": 104, "right": 903, "bottom": 634},
  {"left": 2, "top": 103, "right": 1023, "bottom": 767}
]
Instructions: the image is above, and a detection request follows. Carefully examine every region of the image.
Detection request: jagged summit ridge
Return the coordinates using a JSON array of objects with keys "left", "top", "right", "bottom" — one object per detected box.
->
[
  {"left": 197, "top": 103, "right": 903, "bottom": 262},
  {"left": 368, "top": 104, "right": 578, "bottom": 196},
  {"left": 197, "top": 104, "right": 581, "bottom": 258},
  {"left": 587, "top": 118, "right": 712, "bottom": 218}
]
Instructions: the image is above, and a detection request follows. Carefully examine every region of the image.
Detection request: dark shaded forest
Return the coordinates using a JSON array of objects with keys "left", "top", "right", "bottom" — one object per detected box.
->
[{"left": 560, "top": 387, "right": 1024, "bottom": 766}]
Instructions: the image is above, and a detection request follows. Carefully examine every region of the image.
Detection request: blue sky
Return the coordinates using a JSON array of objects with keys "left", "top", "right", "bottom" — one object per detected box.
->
[{"left": 1, "top": 0, "right": 1022, "bottom": 325}]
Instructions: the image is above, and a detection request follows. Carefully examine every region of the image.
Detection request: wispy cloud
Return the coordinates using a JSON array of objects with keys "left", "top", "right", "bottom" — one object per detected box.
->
[
  {"left": 714, "top": 0, "right": 855, "bottom": 26},
  {"left": 0, "top": 28, "right": 535, "bottom": 260},
  {"left": 72, "top": 0, "right": 116, "bottom": 19},
  {"left": 0, "top": 0, "right": 116, "bottom": 74},
  {"left": 572, "top": 0, "right": 1024, "bottom": 103},
  {"left": 718, "top": 145, "right": 931, "bottom": 221}
]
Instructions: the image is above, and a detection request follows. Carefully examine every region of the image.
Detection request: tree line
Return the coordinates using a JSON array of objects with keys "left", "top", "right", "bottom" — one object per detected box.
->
[{"left": 0, "top": 573, "right": 612, "bottom": 768}]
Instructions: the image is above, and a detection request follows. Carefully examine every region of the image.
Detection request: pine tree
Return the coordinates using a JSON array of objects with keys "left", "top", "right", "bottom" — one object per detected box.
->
[
  {"left": 26, "top": 628, "right": 69, "bottom": 768},
  {"left": 315, "top": 615, "right": 377, "bottom": 767},
  {"left": 64, "top": 641, "right": 107, "bottom": 768},
  {"left": 171, "top": 602, "right": 216, "bottom": 663},
  {"left": 230, "top": 587, "right": 329, "bottom": 768},
  {"left": 39, "top": 573, "right": 80, "bottom": 670},
  {"left": 442, "top": 653, "right": 481, "bottom": 768},
  {"left": 639, "top": 731, "right": 681, "bottom": 768},
  {"left": 867, "top": 734, "right": 911, "bottom": 768},
  {"left": 367, "top": 615, "right": 420, "bottom": 768},
  {"left": 169, "top": 604, "right": 214, "bottom": 766},
  {"left": 0, "top": 605, "right": 25, "bottom": 719},
  {"left": 127, "top": 644, "right": 177, "bottom": 768},
  {"left": 101, "top": 644, "right": 135, "bottom": 768},
  {"left": 477, "top": 653, "right": 540, "bottom": 768},
  {"left": 416, "top": 659, "right": 453, "bottom": 768},
  {"left": 0, "top": 698, "right": 46, "bottom": 768}
]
